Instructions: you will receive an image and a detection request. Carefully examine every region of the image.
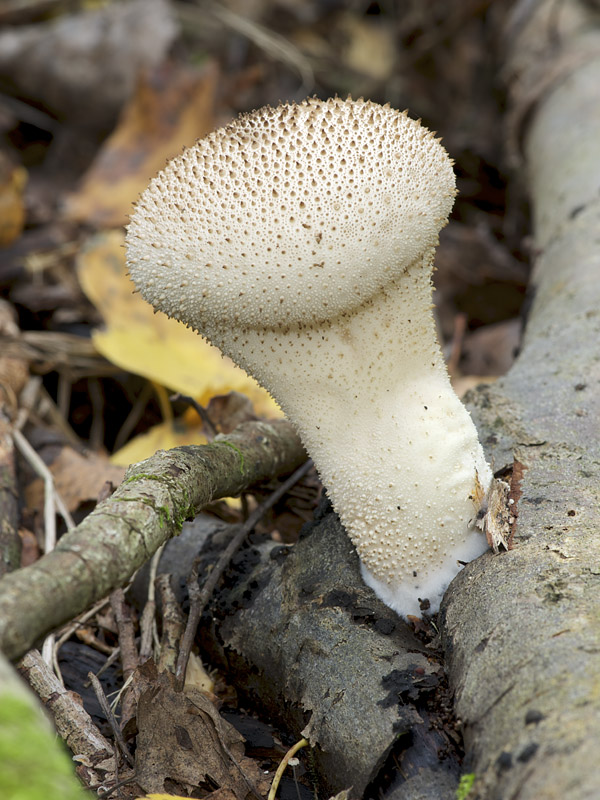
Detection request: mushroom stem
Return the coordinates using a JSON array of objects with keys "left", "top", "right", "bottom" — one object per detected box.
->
[{"left": 211, "top": 255, "right": 492, "bottom": 617}]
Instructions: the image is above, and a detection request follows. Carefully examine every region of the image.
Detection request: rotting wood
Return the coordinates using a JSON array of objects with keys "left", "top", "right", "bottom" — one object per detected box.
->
[
  {"left": 173, "top": 458, "right": 312, "bottom": 691},
  {"left": 0, "top": 418, "right": 305, "bottom": 661},
  {"left": 441, "top": 2, "right": 600, "bottom": 798},
  {"left": 192, "top": 510, "right": 462, "bottom": 799}
]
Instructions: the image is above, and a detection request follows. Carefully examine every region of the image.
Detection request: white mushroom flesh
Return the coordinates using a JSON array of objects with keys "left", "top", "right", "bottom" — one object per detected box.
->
[{"left": 126, "top": 97, "right": 492, "bottom": 618}]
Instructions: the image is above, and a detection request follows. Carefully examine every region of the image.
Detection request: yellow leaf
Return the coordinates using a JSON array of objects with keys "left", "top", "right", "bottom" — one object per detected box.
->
[
  {"left": 338, "top": 13, "right": 396, "bottom": 81},
  {"left": 184, "top": 651, "right": 215, "bottom": 694},
  {"left": 77, "top": 229, "right": 281, "bottom": 465},
  {"left": 110, "top": 418, "right": 208, "bottom": 466},
  {"left": 137, "top": 795, "right": 192, "bottom": 800}
]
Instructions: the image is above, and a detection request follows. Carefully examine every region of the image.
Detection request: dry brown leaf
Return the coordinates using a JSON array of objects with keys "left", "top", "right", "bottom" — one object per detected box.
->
[
  {"left": 460, "top": 318, "right": 522, "bottom": 377},
  {"left": 206, "top": 391, "right": 260, "bottom": 434},
  {"left": 0, "top": 357, "right": 29, "bottom": 415},
  {"left": 134, "top": 662, "right": 264, "bottom": 798},
  {"left": 64, "top": 60, "right": 218, "bottom": 227},
  {"left": 19, "top": 528, "right": 39, "bottom": 568},
  {"left": 25, "top": 446, "right": 126, "bottom": 515}
]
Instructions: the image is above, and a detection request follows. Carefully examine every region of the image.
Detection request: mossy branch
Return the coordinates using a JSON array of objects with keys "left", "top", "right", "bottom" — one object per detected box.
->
[{"left": 0, "top": 419, "right": 305, "bottom": 662}]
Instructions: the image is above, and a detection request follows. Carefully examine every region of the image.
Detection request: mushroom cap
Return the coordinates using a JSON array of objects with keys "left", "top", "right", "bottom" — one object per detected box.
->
[{"left": 126, "top": 96, "right": 456, "bottom": 332}]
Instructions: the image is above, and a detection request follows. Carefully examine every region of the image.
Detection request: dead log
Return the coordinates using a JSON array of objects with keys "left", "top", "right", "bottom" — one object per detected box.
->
[
  {"left": 190, "top": 507, "right": 462, "bottom": 799},
  {"left": 441, "top": 2, "right": 600, "bottom": 798}
]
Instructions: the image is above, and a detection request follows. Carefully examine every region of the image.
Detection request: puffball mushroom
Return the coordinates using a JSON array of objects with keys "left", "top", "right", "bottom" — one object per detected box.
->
[{"left": 125, "top": 96, "right": 493, "bottom": 618}]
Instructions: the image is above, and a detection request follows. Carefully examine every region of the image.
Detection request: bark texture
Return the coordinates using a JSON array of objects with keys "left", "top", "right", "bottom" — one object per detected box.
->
[
  {"left": 0, "top": 412, "right": 20, "bottom": 576},
  {"left": 0, "top": 300, "right": 28, "bottom": 576},
  {"left": 0, "top": 419, "right": 305, "bottom": 661},
  {"left": 197, "top": 509, "right": 460, "bottom": 799},
  {"left": 441, "top": 3, "right": 600, "bottom": 798}
]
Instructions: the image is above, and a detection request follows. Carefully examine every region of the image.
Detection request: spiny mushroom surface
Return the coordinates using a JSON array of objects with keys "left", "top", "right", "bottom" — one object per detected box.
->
[{"left": 126, "top": 96, "right": 492, "bottom": 618}]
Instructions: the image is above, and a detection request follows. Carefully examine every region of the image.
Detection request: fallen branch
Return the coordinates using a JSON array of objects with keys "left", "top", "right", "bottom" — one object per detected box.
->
[
  {"left": 0, "top": 418, "right": 305, "bottom": 661},
  {"left": 195, "top": 511, "right": 462, "bottom": 798},
  {"left": 441, "top": 2, "right": 600, "bottom": 797}
]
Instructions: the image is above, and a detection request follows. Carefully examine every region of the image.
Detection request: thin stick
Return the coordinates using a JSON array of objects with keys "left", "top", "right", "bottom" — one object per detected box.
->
[
  {"left": 12, "top": 428, "right": 76, "bottom": 531},
  {"left": 139, "top": 543, "right": 164, "bottom": 663},
  {"left": 156, "top": 574, "right": 185, "bottom": 674},
  {"left": 268, "top": 738, "right": 309, "bottom": 800},
  {"left": 219, "top": 734, "right": 264, "bottom": 800},
  {"left": 12, "top": 427, "right": 76, "bottom": 673},
  {"left": 174, "top": 458, "right": 313, "bottom": 690},
  {"left": 54, "top": 597, "right": 111, "bottom": 654},
  {"left": 113, "top": 381, "right": 153, "bottom": 452},
  {"left": 20, "top": 649, "right": 114, "bottom": 766},
  {"left": 88, "top": 671, "right": 134, "bottom": 768},
  {"left": 170, "top": 392, "right": 218, "bottom": 438},
  {"left": 85, "top": 646, "right": 121, "bottom": 687},
  {"left": 97, "top": 774, "right": 137, "bottom": 800},
  {"left": 110, "top": 589, "right": 139, "bottom": 729}
]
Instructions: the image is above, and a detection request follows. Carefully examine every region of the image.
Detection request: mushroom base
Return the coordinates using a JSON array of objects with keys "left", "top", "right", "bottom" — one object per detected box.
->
[
  {"left": 197, "top": 259, "right": 493, "bottom": 620},
  {"left": 359, "top": 526, "right": 489, "bottom": 618}
]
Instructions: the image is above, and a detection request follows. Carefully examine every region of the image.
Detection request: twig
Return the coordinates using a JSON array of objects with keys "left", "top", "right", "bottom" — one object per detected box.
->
[
  {"left": 175, "top": 0, "right": 314, "bottom": 95},
  {"left": 0, "top": 418, "right": 306, "bottom": 662},
  {"left": 113, "top": 381, "right": 153, "bottom": 452},
  {"left": 12, "top": 427, "right": 75, "bottom": 532},
  {"left": 86, "top": 645, "right": 121, "bottom": 687},
  {"left": 110, "top": 588, "right": 139, "bottom": 729},
  {"left": 96, "top": 774, "right": 138, "bottom": 800},
  {"left": 139, "top": 543, "right": 165, "bottom": 662},
  {"left": 37, "top": 384, "right": 82, "bottom": 447},
  {"left": 12, "top": 426, "right": 76, "bottom": 673},
  {"left": 57, "top": 373, "right": 72, "bottom": 423},
  {"left": 220, "top": 735, "right": 264, "bottom": 800},
  {"left": 55, "top": 597, "right": 111, "bottom": 655},
  {"left": 268, "top": 738, "right": 309, "bottom": 800},
  {"left": 156, "top": 573, "right": 186, "bottom": 674},
  {"left": 170, "top": 392, "right": 218, "bottom": 439},
  {"left": 88, "top": 377, "right": 105, "bottom": 452},
  {"left": 88, "top": 671, "right": 134, "bottom": 768},
  {"left": 174, "top": 458, "right": 313, "bottom": 691},
  {"left": 0, "top": 92, "right": 61, "bottom": 133}
]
